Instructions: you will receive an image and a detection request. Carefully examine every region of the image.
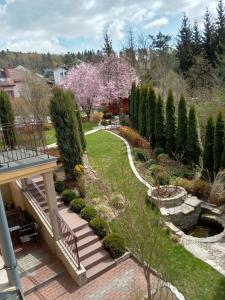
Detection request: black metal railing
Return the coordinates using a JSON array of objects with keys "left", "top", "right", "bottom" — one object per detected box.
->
[
  {"left": 0, "top": 122, "right": 49, "bottom": 167},
  {"left": 56, "top": 213, "right": 81, "bottom": 270}
]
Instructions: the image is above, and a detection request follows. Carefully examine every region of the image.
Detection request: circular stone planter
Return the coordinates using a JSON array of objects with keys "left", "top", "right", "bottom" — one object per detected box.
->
[
  {"left": 148, "top": 185, "right": 187, "bottom": 208},
  {"left": 181, "top": 215, "right": 225, "bottom": 243}
]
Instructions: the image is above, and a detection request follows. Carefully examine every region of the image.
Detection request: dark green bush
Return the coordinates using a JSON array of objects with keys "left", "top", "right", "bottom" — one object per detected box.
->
[
  {"left": 90, "top": 217, "right": 109, "bottom": 239},
  {"left": 103, "top": 233, "right": 126, "bottom": 258},
  {"left": 62, "top": 189, "right": 77, "bottom": 204},
  {"left": 134, "top": 148, "right": 149, "bottom": 162},
  {"left": 154, "top": 172, "right": 170, "bottom": 185},
  {"left": 70, "top": 198, "right": 86, "bottom": 213},
  {"left": 104, "top": 112, "right": 112, "bottom": 119},
  {"left": 80, "top": 206, "right": 97, "bottom": 222},
  {"left": 55, "top": 180, "right": 65, "bottom": 193},
  {"left": 155, "top": 147, "right": 164, "bottom": 156}
]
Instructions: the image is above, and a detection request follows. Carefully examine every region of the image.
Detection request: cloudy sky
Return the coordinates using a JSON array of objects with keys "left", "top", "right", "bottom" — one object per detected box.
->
[{"left": 0, "top": 0, "right": 220, "bottom": 53}]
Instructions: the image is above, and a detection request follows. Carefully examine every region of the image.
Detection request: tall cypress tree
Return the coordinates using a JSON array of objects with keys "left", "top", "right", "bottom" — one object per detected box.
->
[
  {"left": 49, "top": 87, "right": 82, "bottom": 179},
  {"left": 166, "top": 89, "right": 176, "bottom": 156},
  {"left": 214, "top": 112, "right": 224, "bottom": 173},
  {"left": 203, "top": 116, "right": 215, "bottom": 177},
  {"left": 187, "top": 106, "right": 202, "bottom": 166},
  {"left": 176, "top": 95, "right": 188, "bottom": 158},
  {"left": 0, "top": 90, "right": 16, "bottom": 148},
  {"left": 138, "top": 85, "right": 147, "bottom": 137},
  {"left": 155, "top": 95, "right": 165, "bottom": 150},
  {"left": 129, "top": 82, "right": 136, "bottom": 125},
  {"left": 177, "top": 14, "right": 193, "bottom": 74},
  {"left": 133, "top": 86, "right": 140, "bottom": 130},
  {"left": 146, "top": 86, "right": 156, "bottom": 148},
  {"left": 75, "top": 100, "right": 86, "bottom": 152}
]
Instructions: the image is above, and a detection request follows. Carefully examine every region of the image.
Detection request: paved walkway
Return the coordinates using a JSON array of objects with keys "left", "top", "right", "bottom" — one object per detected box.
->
[{"left": 25, "top": 258, "right": 157, "bottom": 300}]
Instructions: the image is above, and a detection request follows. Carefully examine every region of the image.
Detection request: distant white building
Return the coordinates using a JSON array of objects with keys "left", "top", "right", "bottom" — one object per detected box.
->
[{"left": 53, "top": 66, "right": 67, "bottom": 84}]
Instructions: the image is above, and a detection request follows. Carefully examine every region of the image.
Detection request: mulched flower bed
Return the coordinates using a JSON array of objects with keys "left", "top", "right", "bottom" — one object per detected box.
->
[{"left": 152, "top": 186, "right": 182, "bottom": 198}]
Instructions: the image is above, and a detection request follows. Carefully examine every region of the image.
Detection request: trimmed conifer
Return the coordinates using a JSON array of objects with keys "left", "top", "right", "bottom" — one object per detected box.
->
[
  {"left": 166, "top": 89, "right": 176, "bottom": 156},
  {"left": 0, "top": 90, "right": 16, "bottom": 148},
  {"left": 129, "top": 82, "right": 136, "bottom": 125},
  {"left": 49, "top": 87, "right": 83, "bottom": 179},
  {"left": 155, "top": 95, "right": 165, "bottom": 150},
  {"left": 214, "top": 112, "right": 224, "bottom": 173},
  {"left": 75, "top": 100, "right": 86, "bottom": 152},
  {"left": 187, "top": 106, "right": 202, "bottom": 166},
  {"left": 133, "top": 86, "right": 140, "bottom": 130},
  {"left": 203, "top": 116, "right": 215, "bottom": 177},
  {"left": 176, "top": 95, "right": 188, "bottom": 159},
  {"left": 146, "top": 86, "right": 156, "bottom": 148},
  {"left": 138, "top": 85, "right": 147, "bottom": 137}
]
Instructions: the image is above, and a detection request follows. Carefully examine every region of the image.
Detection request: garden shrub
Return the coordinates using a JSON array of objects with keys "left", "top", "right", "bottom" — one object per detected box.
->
[
  {"left": 110, "top": 192, "right": 125, "bottom": 209},
  {"left": 176, "top": 178, "right": 210, "bottom": 199},
  {"left": 101, "top": 119, "right": 109, "bottom": 128},
  {"left": 154, "top": 172, "right": 170, "bottom": 185},
  {"left": 134, "top": 148, "right": 149, "bottom": 162},
  {"left": 90, "top": 217, "right": 109, "bottom": 239},
  {"left": 53, "top": 171, "right": 57, "bottom": 181},
  {"left": 145, "top": 158, "right": 158, "bottom": 168},
  {"left": 210, "top": 171, "right": 225, "bottom": 205},
  {"left": 118, "top": 126, "right": 149, "bottom": 148},
  {"left": 62, "top": 189, "right": 77, "bottom": 204},
  {"left": 103, "top": 233, "right": 126, "bottom": 258},
  {"left": 91, "top": 195, "right": 108, "bottom": 206},
  {"left": 157, "top": 153, "right": 169, "bottom": 163},
  {"left": 55, "top": 180, "right": 65, "bottom": 193},
  {"left": 155, "top": 147, "right": 164, "bottom": 156},
  {"left": 96, "top": 204, "right": 114, "bottom": 222},
  {"left": 80, "top": 206, "right": 97, "bottom": 222},
  {"left": 90, "top": 111, "right": 103, "bottom": 124},
  {"left": 149, "top": 164, "right": 165, "bottom": 177},
  {"left": 70, "top": 198, "right": 86, "bottom": 213}
]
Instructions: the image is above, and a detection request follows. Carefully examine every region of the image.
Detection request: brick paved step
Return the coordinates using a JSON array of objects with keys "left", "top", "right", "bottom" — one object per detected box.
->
[
  {"left": 86, "top": 259, "right": 115, "bottom": 282},
  {"left": 77, "top": 234, "right": 99, "bottom": 250},
  {"left": 78, "top": 241, "right": 104, "bottom": 260},
  {"left": 75, "top": 225, "right": 93, "bottom": 241},
  {"left": 81, "top": 250, "right": 110, "bottom": 270},
  {"left": 21, "top": 262, "right": 65, "bottom": 296}
]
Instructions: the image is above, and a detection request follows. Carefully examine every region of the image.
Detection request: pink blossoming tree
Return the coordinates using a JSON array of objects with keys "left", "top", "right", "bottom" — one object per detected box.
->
[
  {"left": 61, "top": 63, "right": 101, "bottom": 119},
  {"left": 61, "top": 55, "right": 139, "bottom": 119}
]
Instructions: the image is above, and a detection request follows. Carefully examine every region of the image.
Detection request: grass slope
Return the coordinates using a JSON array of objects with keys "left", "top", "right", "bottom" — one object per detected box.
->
[{"left": 86, "top": 130, "right": 225, "bottom": 300}]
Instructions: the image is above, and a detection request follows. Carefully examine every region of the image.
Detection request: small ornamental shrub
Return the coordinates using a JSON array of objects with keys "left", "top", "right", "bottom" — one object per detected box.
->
[
  {"left": 96, "top": 204, "right": 114, "bottom": 221},
  {"left": 90, "top": 217, "right": 109, "bottom": 239},
  {"left": 61, "top": 189, "right": 77, "bottom": 204},
  {"left": 70, "top": 198, "right": 86, "bottom": 213},
  {"left": 134, "top": 148, "right": 149, "bottom": 162},
  {"left": 55, "top": 180, "right": 65, "bottom": 193},
  {"left": 90, "top": 111, "right": 103, "bottom": 124},
  {"left": 118, "top": 126, "right": 149, "bottom": 148},
  {"left": 157, "top": 153, "right": 169, "bottom": 163},
  {"left": 80, "top": 206, "right": 97, "bottom": 222},
  {"left": 149, "top": 164, "right": 165, "bottom": 177},
  {"left": 101, "top": 119, "right": 109, "bottom": 128},
  {"left": 176, "top": 178, "right": 210, "bottom": 200},
  {"left": 210, "top": 171, "right": 225, "bottom": 205},
  {"left": 154, "top": 172, "right": 170, "bottom": 185},
  {"left": 155, "top": 147, "right": 164, "bottom": 156},
  {"left": 110, "top": 192, "right": 125, "bottom": 209},
  {"left": 53, "top": 171, "right": 57, "bottom": 181},
  {"left": 103, "top": 233, "right": 126, "bottom": 258}
]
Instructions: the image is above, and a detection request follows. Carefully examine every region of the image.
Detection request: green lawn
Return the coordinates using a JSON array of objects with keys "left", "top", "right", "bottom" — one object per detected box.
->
[
  {"left": 44, "top": 122, "right": 97, "bottom": 145},
  {"left": 86, "top": 130, "right": 225, "bottom": 300}
]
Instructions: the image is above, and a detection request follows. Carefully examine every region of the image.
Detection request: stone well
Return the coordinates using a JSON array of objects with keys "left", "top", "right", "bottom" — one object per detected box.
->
[{"left": 148, "top": 185, "right": 202, "bottom": 231}]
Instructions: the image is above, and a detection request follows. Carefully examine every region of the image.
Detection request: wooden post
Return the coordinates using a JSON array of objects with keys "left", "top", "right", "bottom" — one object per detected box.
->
[{"left": 42, "top": 172, "right": 61, "bottom": 241}]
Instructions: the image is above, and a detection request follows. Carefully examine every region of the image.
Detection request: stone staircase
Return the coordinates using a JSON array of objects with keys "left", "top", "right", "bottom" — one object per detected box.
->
[
  {"left": 148, "top": 186, "right": 202, "bottom": 231},
  {"left": 27, "top": 176, "right": 115, "bottom": 282}
]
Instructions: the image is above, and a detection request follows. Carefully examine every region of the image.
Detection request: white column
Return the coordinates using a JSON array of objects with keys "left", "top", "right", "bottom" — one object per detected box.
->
[{"left": 42, "top": 172, "right": 61, "bottom": 241}]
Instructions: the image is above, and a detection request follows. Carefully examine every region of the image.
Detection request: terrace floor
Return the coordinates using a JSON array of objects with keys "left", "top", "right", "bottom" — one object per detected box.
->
[{"left": 15, "top": 242, "right": 164, "bottom": 300}]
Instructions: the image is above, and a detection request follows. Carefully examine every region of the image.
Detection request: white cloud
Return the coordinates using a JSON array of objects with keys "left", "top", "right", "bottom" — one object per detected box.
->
[
  {"left": 145, "top": 17, "right": 169, "bottom": 29},
  {"left": 0, "top": 0, "right": 220, "bottom": 53}
]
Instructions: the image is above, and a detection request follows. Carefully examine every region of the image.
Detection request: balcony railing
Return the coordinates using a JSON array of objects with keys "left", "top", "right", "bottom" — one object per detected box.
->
[{"left": 0, "top": 122, "right": 49, "bottom": 167}]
